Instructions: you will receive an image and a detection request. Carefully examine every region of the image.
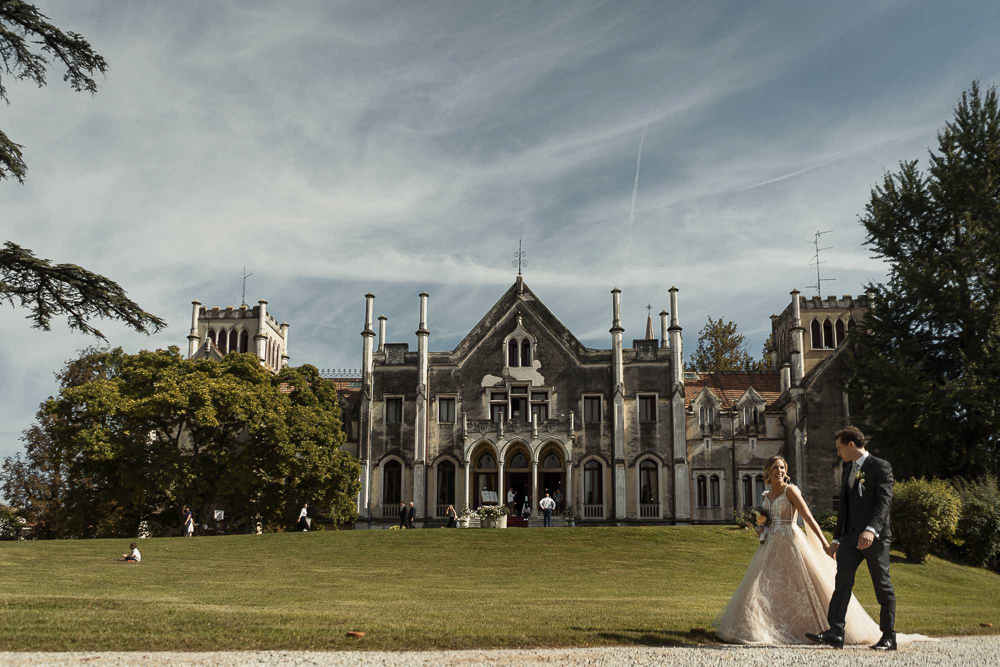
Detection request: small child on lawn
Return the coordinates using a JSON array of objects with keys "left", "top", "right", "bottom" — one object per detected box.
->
[{"left": 121, "top": 542, "right": 141, "bottom": 563}]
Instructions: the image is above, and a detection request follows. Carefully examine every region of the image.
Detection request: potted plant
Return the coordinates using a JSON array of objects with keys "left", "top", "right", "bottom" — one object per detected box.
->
[
  {"left": 459, "top": 506, "right": 476, "bottom": 529},
  {"left": 564, "top": 504, "right": 576, "bottom": 527},
  {"left": 477, "top": 504, "right": 509, "bottom": 528}
]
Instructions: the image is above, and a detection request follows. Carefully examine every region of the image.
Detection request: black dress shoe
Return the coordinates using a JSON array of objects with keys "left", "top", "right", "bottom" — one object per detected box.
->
[
  {"left": 805, "top": 631, "right": 844, "bottom": 649},
  {"left": 871, "top": 633, "right": 897, "bottom": 651}
]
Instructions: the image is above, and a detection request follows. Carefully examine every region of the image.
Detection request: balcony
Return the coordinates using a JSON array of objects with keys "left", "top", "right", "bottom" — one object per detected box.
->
[
  {"left": 639, "top": 503, "right": 660, "bottom": 519},
  {"left": 582, "top": 504, "right": 604, "bottom": 519},
  {"left": 465, "top": 414, "right": 574, "bottom": 439}
]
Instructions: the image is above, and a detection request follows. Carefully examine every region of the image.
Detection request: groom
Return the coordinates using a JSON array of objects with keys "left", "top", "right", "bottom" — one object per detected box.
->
[{"left": 806, "top": 426, "right": 896, "bottom": 651}]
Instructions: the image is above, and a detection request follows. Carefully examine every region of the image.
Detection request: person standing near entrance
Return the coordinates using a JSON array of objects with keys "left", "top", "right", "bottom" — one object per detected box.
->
[
  {"left": 398, "top": 501, "right": 407, "bottom": 528},
  {"left": 553, "top": 489, "right": 563, "bottom": 515},
  {"left": 539, "top": 493, "right": 556, "bottom": 527},
  {"left": 407, "top": 501, "right": 416, "bottom": 529},
  {"left": 507, "top": 487, "right": 516, "bottom": 514}
]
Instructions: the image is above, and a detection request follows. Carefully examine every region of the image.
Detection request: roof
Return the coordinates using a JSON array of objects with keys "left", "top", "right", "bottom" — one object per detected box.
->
[{"left": 684, "top": 371, "right": 782, "bottom": 409}]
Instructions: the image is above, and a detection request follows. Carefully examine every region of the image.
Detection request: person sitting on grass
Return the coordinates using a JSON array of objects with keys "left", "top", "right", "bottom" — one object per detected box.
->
[{"left": 121, "top": 542, "right": 141, "bottom": 563}]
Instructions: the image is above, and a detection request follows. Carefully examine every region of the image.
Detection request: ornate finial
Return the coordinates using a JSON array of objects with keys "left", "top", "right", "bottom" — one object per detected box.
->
[
  {"left": 646, "top": 304, "right": 653, "bottom": 316},
  {"left": 240, "top": 266, "right": 253, "bottom": 306},
  {"left": 512, "top": 238, "right": 527, "bottom": 276}
]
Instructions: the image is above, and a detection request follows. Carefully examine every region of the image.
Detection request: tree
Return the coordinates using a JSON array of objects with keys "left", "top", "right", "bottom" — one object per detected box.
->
[
  {"left": 690, "top": 316, "right": 770, "bottom": 372},
  {"left": 1, "top": 5, "right": 163, "bottom": 338},
  {"left": 1, "top": 0, "right": 108, "bottom": 183},
  {"left": 850, "top": 81, "right": 1000, "bottom": 480},
  {"left": 1, "top": 242, "right": 166, "bottom": 339},
  {"left": 0, "top": 347, "right": 361, "bottom": 537}
]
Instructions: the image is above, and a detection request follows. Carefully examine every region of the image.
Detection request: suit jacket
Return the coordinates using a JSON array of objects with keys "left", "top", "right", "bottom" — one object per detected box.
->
[
  {"left": 407, "top": 506, "right": 416, "bottom": 520},
  {"left": 834, "top": 453, "right": 894, "bottom": 542},
  {"left": 399, "top": 506, "right": 407, "bottom": 521}
]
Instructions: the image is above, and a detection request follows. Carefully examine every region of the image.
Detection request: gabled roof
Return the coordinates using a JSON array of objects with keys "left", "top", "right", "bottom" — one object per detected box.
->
[
  {"left": 684, "top": 371, "right": 782, "bottom": 409},
  {"left": 448, "top": 278, "right": 594, "bottom": 364},
  {"left": 189, "top": 340, "right": 225, "bottom": 362}
]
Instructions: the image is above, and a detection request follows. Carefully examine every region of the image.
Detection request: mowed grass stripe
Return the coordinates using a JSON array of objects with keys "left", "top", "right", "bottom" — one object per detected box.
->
[{"left": 0, "top": 526, "right": 996, "bottom": 651}]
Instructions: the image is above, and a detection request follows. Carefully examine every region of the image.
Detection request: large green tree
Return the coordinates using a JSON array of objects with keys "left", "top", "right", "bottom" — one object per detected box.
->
[
  {"left": 0, "top": 347, "right": 361, "bottom": 537},
  {"left": 850, "top": 81, "right": 1000, "bottom": 480},
  {"left": 690, "top": 316, "right": 771, "bottom": 372},
  {"left": 1, "top": 3, "right": 163, "bottom": 338}
]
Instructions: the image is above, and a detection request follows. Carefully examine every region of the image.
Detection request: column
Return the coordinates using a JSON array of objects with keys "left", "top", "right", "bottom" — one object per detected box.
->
[
  {"left": 498, "top": 460, "right": 505, "bottom": 513},
  {"left": 669, "top": 286, "right": 690, "bottom": 522},
  {"left": 359, "top": 293, "right": 376, "bottom": 520},
  {"left": 280, "top": 322, "right": 289, "bottom": 368},
  {"left": 187, "top": 300, "right": 201, "bottom": 358},
  {"left": 414, "top": 292, "right": 430, "bottom": 519},
  {"left": 610, "top": 288, "right": 626, "bottom": 520},
  {"left": 531, "top": 461, "right": 539, "bottom": 518},
  {"left": 659, "top": 309, "right": 668, "bottom": 349},
  {"left": 255, "top": 299, "right": 269, "bottom": 364},
  {"left": 464, "top": 459, "right": 471, "bottom": 510},
  {"left": 565, "top": 461, "right": 573, "bottom": 516}
]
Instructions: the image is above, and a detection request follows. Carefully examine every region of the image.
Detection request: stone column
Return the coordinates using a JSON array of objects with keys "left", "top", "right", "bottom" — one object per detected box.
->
[
  {"left": 377, "top": 314, "right": 387, "bottom": 354},
  {"left": 280, "top": 322, "right": 289, "bottom": 368},
  {"left": 531, "top": 461, "right": 539, "bottom": 518},
  {"left": 669, "top": 287, "right": 690, "bottom": 522},
  {"left": 359, "top": 293, "right": 376, "bottom": 520},
  {"left": 659, "top": 309, "right": 669, "bottom": 349},
  {"left": 464, "top": 459, "right": 471, "bottom": 510},
  {"left": 610, "top": 288, "right": 627, "bottom": 520},
  {"left": 187, "top": 300, "right": 201, "bottom": 358},
  {"left": 413, "top": 292, "right": 430, "bottom": 520},
  {"left": 790, "top": 290, "right": 805, "bottom": 385},
  {"left": 780, "top": 363, "right": 791, "bottom": 393},
  {"left": 565, "top": 461, "right": 573, "bottom": 517},
  {"left": 498, "top": 460, "right": 505, "bottom": 514}
]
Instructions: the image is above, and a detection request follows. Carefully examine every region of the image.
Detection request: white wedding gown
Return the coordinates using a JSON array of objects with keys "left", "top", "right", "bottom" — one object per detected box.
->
[{"left": 715, "top": 486, "right": 921, "bottom": 645}]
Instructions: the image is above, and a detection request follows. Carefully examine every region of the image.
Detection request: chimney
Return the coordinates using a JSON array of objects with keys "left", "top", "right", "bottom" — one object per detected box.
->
[
  {"left": 255, "top": 300, "right": 269, "bottom": 363},
  {"left": 669, "top": 287, "right": 683, "bottom": 386},
  {"left": 377, "top": 315, "right": 387, "bottom": 353},
  {"left": 280, "top": 322, "right": 289, "bottom": 368},
  {"left": 659, "top": 310, "right": 669, "bottom": 349},
  {"left": 361, "top": 294, "right": 375, "bottom": 378},
  {"left": 789, "top": 290, "right": 805, "bottom": 385},
  {"left": 610, "top": 288, "right": 624, "bottom": 386}
]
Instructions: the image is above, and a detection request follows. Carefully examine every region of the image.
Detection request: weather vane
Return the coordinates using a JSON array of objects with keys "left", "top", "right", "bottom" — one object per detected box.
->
[
  {"left": 240, "top": 266, "right": 253, "bottom": 306},
  {"left": 512, "top": 238, "right": 527, "bottom": 275}
]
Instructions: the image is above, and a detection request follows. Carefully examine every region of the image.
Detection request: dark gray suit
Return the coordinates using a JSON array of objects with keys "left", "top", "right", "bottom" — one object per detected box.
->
[{"left": 828, "top": 453, "right": 895, "bottom": 637}]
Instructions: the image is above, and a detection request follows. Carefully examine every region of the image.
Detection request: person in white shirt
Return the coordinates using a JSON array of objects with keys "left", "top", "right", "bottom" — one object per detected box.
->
[
  {"left": 507, "top": 487, "right": 517, "bottom": 514},
  {"left": 121, "top": 542, "right": 141, "bottom": 562},
  {"left": 539, "top": 493, "right": 556, "bottom": 527},
  {"left": 297, "top": 503, "right": 309, "bottom": 531}
]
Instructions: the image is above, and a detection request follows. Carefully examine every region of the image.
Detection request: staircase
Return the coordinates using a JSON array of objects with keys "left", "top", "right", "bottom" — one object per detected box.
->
[{"left": 528, "top": 515, "right": 568, "bottom": 528}]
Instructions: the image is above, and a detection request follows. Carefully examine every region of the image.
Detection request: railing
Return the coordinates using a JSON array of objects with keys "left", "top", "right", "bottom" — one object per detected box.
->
[
  {"left": 639, "top": 503, "right": 660, "bottom": 518},
  {"left": 380, "top": 503, "right": 400, "bottom": 519},
  {"left": 435, "top": 503, "right": 452, "bottom": 518},
  {"left": 466, "top": 416, "right": 573, "bottom": 437},
  {"left": 583, "top": 504, "right": 604, "bottom": 519}
]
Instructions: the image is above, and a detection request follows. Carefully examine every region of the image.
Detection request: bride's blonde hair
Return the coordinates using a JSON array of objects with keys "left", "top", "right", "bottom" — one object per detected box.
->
[{"left": 764, "top": 456, "right": 790, "bottom": 484}]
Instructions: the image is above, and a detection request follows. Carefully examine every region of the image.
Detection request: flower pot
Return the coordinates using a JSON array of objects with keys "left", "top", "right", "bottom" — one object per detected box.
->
[
  {"left": 481, "top": 516, "right": 495, "bottom": 529},
  {"left": 458, "top": 518, "right": 469, "bottom": 529},
  {"left": 498, "top": 515, "right": 507, "bottom": 529}
]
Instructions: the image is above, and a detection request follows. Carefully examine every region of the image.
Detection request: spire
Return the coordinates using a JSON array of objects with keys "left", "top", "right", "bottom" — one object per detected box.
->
[{"left": 644, "top": 303, "right": 654, "bottom": 340}]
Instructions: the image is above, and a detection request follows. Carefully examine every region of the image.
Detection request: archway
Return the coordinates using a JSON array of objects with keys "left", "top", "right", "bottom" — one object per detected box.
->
[
  {"left": 471, "top": 443, "right": 499, "bottom": 510},
  {"left": 538, "top": 443, "right": 566, "bottom": 513},
  {"left": 504, "top": 443, "right": 531, "bottom": 515}
]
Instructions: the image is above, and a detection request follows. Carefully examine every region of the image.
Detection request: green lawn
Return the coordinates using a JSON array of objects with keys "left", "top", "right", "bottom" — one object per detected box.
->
[{"left": 0, "top": 526, "right": 997, "bottom": 651}]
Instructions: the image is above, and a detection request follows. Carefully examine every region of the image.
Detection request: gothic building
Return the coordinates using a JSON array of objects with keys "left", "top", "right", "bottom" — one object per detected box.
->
[{"left": 185, "top": 299, "right": 290, "bottom": 372}]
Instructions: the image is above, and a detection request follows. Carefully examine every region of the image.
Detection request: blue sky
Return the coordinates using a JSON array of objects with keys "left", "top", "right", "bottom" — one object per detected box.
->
[{"left": 2, "top": 1, "right": 998, "bottom": 467}]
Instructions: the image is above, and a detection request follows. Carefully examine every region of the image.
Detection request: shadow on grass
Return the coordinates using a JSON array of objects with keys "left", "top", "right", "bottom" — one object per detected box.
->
[{"left": 571, "top": 627, "right": 718, "bottom": 647}]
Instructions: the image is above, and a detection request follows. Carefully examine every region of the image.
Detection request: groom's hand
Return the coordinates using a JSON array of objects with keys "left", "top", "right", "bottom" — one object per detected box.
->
[
  {"left": 825, "top": 542, "right": 838, "bottom": 559},
  {"left": 858, "top": 530, "right": 875, "bottom": 550}
]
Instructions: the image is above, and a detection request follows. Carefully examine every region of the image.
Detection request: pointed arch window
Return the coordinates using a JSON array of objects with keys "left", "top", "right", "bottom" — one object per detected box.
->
[
  {"left": 584, "top": 460, "right": 603, "bottom": 505},
  {"left": 218, "top": 329, "right": 228, "bottom": 353},
  {"left": 508, "top": 339, "right": 519, "bottom": 367},
  {"left": 823, "top": 319, "right": 834, "bottom": 348},
  {"left": 229, "top": 330, "right": 238, "bottom": 354},
  {"left": 521, "top": 339, "right": 531, "bottom": 366},
  {"left": 697, "top": 475, "right": 708, "bottom": 507},
  {"left": 835, "top": 319, "right": 846, "bottom": 346},
  {"left": 811, "top": 319, "right": 822, "bottom": 349},
  {"left": 742, "top": 474, "right": 754, "bottom": 507},
  {"left": 207, "top": 329, "right": 216, "bottom": 346},
  {"left": 436, "top": 461, "right": 456, "bottom": 508},
  {"left": 755, "top": 474, "right": 766, "bottom": 506},
  {"left": 240, "top": 330, "right": 249, "bottom": 353},
  {"left": 710, "top": 475, "right": 721, "bottom": 507},
  {"left": 639, "top": 459, "right": 658, "bottom": 504},
  {"left": 383, "top": 460, "right": 402, "bottom": 506}
]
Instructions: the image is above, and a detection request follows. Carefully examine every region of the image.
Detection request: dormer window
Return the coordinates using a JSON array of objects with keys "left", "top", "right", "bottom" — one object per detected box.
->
[
  {"left": 508, "top": 340, "right": 519, "bottom": 367},
  {"left": 521, "top": 339, "right": 531, "bottom": 366}
]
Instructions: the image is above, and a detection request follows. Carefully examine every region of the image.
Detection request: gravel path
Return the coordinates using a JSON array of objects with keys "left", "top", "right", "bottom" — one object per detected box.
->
[{"left": 1, "top": 636, "right": 996, "bottom": 666}]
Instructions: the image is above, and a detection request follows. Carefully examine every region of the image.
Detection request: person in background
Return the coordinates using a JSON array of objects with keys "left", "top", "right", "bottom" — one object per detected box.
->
[
  {"left": 182, "top": 506, "right": 194, "bottom": 537},
  {"left": 399, "top": 501, "right": 407, "bottom": 528},
  {"left": 539, "top": 493, "right": 556, "bottom": 527},
  {"left": 445, "top": 504, "right": 457, "bottom": 528},
  {"left": 407, "top": 501, "right": 416, "bottom": 529},
  {"left": 121, "top": 542, "right": 141, "bottom": 563},
  {"left": 553, "top": 489, "right": 563, "bottom": 515},
  {"left": 297, "top": 503, "right": 309, "bottom": 531}
]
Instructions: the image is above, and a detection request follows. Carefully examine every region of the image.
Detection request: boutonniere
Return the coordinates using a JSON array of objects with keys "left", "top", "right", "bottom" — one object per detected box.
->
[{"left": 856, "top": 470, "right": 867, "bottom": 497}]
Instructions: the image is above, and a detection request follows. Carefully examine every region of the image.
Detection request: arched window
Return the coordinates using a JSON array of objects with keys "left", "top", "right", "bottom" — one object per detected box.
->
[
  {"left": 639, "top": 460, "right": 658, "bottom": 504},
  {"left": 755, "top": 474, "right": 766, "bottom": 506},
  {"left": 543, "top": 452, "right": 560, "bottom": 469},
  {"left": 697, "top": 475, "right": 708, "bottom": 507},
  {"left": 742, "top": 474, "right": 753, "bottom": 507},
  {"left": 710, "top": 475, "right": 721, "bottom": 507},
  {"left": 753, "top": 407, "right": 759, "bottom": 426},
  {"left": 708, "top": 406, "right": 715, "bottom": 423},
  {"left": 382, "top": 460, "right": 402, "bottom": 505},
  {"left": 823, "top": 319, "right": 834, "bottom": 348},
  {"left": 240, "top": 330, "right": 249, "bottom": 353},
  {"left": 510, "top": 452, "right": 529, "bottom": 469},
  {"left": 229, "top": 329, "right": 238, "bottom": 354},
  {"left": 699, "top": 406, "right": 706, "bottom": 425},
  {"left": 207, "top": 329, "right": 216, "bottom": 346},
  {"left": 436, "top": 461, "right": 455, "bottom": 507},
  {"left": 584, "top": 460, "right": 603, "bottom": 505},
  {"left": 811, "top": 319, "right": 822, "bottom": 349},
  {"left": 478, "top": 453, "right": 496, "bottom": 470},
  {"left": 743, "top": 406, "right": 751, "bottom": 426},
  {"left": 521, "top": 339, "right": 531, "bottom": 367},
  {"left": 835, "top": 319, "right": 846, "bottom": 346},
  {"left": 218, "top": 328, "right": 228, "bottom": 353},
  {"left": 508, "top": 340, "right": 519, "bottom": 367}
]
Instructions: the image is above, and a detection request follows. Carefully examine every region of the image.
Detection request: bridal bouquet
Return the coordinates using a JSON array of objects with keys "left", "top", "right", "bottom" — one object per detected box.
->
[{"left": 748, "top": 508, "right": 771, "bottom": 543}]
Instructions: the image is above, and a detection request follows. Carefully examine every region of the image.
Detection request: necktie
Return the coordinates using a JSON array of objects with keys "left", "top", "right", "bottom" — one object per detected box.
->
[{"left": 848, "top": 461, "right": 860, "bottom": 489}]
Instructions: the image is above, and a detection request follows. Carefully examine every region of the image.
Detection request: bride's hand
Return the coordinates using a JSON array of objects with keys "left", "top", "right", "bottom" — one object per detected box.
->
[{"left": 825, "top": 542, "right": 838, "bottom": 559}]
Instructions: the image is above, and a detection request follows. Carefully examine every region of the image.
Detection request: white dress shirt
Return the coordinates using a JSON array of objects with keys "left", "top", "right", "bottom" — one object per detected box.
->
[{"left": 539, "top": 497, "right": 556, "bottom": 511}]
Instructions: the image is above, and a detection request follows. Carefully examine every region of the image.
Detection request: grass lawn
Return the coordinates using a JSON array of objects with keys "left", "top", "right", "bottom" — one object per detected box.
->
[{"left": 1, "top": 525, "right": 997, "bottom": 651}]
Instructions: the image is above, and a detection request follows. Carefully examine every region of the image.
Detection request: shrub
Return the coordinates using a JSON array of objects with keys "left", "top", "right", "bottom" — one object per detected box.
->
[
  {"left": 950, "top": 476, "right": 1000, "bottom": 570},
  {"left": 0, "top": 507, "right": 19, "bottom": 540},
  {"left": 815, "top": 512, "right": 838, "bottom": 533},
  {"left": 891, "top": 478, "right": 960, "bottom": 563}
]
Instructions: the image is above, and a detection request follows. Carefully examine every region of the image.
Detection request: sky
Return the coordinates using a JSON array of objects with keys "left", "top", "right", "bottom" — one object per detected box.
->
[{"left": 2, "top": 0, "right": 999, "bottom": 467}]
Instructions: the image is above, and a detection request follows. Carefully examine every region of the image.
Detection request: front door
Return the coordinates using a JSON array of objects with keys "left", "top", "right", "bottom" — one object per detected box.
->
[{"left": 541, "top": 472, "right": 564, "bottom": 512}]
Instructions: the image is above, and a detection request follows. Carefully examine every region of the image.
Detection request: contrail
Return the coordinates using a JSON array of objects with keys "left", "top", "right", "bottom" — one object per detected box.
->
[{"left": 620, "top": 125, "right": 647, "bottom": 290}]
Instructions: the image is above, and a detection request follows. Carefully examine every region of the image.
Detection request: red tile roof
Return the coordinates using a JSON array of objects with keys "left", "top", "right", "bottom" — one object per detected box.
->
[{"left": 684, "top": 371, "right": 783, "bottom": 409}]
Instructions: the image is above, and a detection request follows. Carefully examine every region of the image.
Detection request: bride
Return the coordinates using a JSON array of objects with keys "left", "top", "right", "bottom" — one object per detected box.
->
[{"left": 714, "top": 455, "right": 884, "bottom": 645}]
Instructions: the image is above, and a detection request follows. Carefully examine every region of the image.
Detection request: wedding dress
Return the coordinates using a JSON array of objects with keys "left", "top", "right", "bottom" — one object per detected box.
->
[{"left": 714, "top": 486, "right": 883, "bottom": 645}]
